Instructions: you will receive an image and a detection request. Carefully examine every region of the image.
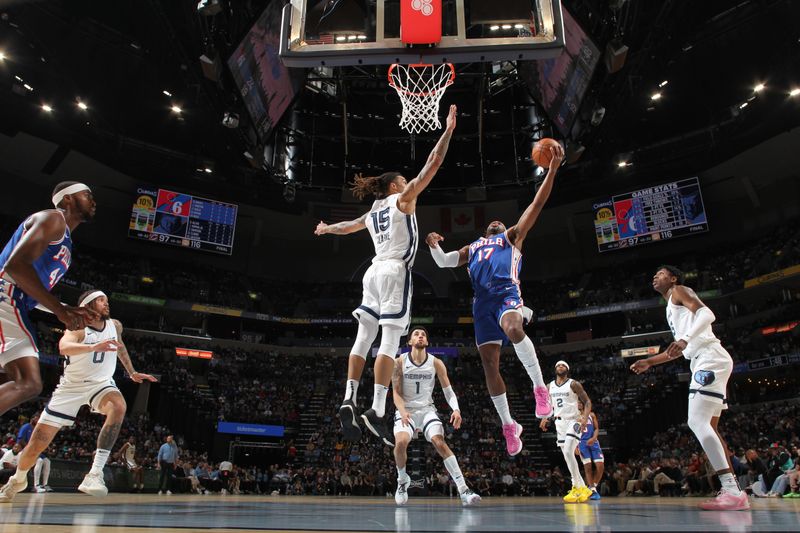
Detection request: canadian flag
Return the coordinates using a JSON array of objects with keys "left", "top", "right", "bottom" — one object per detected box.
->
[{"left": 440, "top": 206, "right": 485, "bottom": 233}]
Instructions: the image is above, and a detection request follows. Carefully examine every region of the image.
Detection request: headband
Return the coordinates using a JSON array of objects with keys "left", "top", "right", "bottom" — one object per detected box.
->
[
  {"left": 79, "top": 290, "right": 106, "bottom": 308},
  {"left": 52, "top": 183, "right": 90, "bottom": 208},
  {"left": 555, "top": 360, "right": 570, "bottom": 371}
]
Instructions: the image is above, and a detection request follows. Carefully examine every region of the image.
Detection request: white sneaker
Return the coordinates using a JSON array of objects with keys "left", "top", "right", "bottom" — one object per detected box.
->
[
  {"left": 158, "top": 490, "right": 163, "bottom": 495},
  {"left": 460, "top": 488, "right": 481, "bottom": 506},
  {"left": 78, "top": 472, "right": 108, "bottom": 497},
  {"left": 395, "top": 476, "right": 410, "bottom": 506},
  {"left": 35, "top": 486, "right": 47, "bottom": 494},
  {"left": 221, "top": 488, "right": 228, "bottom": 495},
  {"left": 166, "top": 490, "right": 173, "bottom": 495},
  {"left": 0, "top": 477, "right": 28, "bottom": 503},
  {"left": 44, "top": 485, "right": 54, "bottom": 492}
]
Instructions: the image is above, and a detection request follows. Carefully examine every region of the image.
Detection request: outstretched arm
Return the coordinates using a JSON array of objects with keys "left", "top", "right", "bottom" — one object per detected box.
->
[
  {"left": 507, "top": 144, "right": 564, "bottom": 248},
  {"left": 397, "top": 105, "right": 457, "bottom": 214},
  {"left": 434, "top": 358, "right": 462, "bottom": 429},
  {"left": 113, "top": 319, "right": 157, "bottom": 383},
  {"left": 426, "top": 232, "right": 469, "bottom": 268},
  {"left": 314, "top": 213, "right": 368, "bottom": 236}
]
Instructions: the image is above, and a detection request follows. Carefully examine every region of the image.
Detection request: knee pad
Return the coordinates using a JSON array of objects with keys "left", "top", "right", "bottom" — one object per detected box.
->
[
  {"left": 377, "top": 324, "right": 403, "bottom": 358},
  {"left": 351, "top": 316, "right": 379, "bottom": 359}
]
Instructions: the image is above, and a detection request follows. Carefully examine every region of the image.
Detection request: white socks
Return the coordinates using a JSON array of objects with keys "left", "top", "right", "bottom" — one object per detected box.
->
[
  {"left": 343, "top": 379, "right": 359, "bottom": 403},
  {"left": 372, "top": 385, "right": 389, "bottom": 417},
  {"left": 396, "top": 466, "right": 408, "bottom": 480},
  {"left": 719, "top": 473, "right": 742, "bottom": 496},
  {"left": 443, "top": 455, "right": 468, "bottom": 493},
  {"left": 561, "top": 441, "right": 586, "bottom": 488},
  {"left": 512, "top": 336, "right": 545, "bottom": 389},
  {"left": 90, "top": 449, "right": 111, "bottom": 475},
  {"left": 491, "top": 393, "right": 514, "bottom": 425},
  {"left": 11, "top": 468, "right": 28, "bottom": 483}
]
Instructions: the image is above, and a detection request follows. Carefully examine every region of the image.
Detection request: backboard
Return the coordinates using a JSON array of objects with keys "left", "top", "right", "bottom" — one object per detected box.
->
[{"left": 279, "top": 0, "right": 565, "bottom": 67}]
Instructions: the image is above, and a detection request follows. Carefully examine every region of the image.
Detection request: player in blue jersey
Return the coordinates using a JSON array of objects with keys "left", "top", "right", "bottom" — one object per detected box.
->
[
  {"left": 426, "top": 143, "right": 563, "bottom": 456},
  {"left": 0, "top": 181, "right": 98, "bottom": 415},
  {"left": 576, "top": 399, "right": 604, "bottom": 500},
  {"left": 315, "top": 106, "right": 456, "bottom": 446}
]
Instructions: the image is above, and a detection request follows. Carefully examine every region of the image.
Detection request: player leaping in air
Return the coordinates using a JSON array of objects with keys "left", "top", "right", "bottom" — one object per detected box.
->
[
  {"left": 425, "top": 143, "right": 563, "bottom": 456},
  {"left": 315, "top": 105, "right": 457, "bottom": 447}
]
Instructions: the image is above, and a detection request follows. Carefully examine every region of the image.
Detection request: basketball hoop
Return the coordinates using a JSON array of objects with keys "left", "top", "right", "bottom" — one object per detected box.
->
[{"left": 388, "top": 63, "right": 455, "bottom": 134}]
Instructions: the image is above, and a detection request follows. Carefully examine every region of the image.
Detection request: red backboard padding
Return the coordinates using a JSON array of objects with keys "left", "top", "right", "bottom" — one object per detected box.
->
[{"left": 400, "top": 0, "right": 442, "bottom": 45}]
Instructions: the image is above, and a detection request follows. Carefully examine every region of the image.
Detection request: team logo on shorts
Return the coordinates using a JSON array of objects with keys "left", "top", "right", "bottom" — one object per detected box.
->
[
  {"left": 505, "top": 299, "right": 519, "bottom": 308},
  {"left": 573, "top": 422, "right": 582, "bottom": 433},
  {"left": 693, "top": 370, "right": 716, "bottom": 386}
]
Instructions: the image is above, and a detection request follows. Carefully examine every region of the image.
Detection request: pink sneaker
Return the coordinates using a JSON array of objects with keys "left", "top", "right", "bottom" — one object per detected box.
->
[
  {"left": 698, "top": 491, "right": 750, "bottom": 511},
  {"left": 534, "top": 386, "right": 554, "bottom": 419},
  {"left": 502, "top": 421, "right": 523, "bottom": 456}
]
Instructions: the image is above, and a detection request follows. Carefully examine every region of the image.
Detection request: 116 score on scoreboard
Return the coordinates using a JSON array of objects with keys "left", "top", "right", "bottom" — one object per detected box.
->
[
  {"left": 593, "top": 177, "right": 709, "bottom": 252},
  {"left": 128, "top": 186, "right": 238, "bottom": 255}
]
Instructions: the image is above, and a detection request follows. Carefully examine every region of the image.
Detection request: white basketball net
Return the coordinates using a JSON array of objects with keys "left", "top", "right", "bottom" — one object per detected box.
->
[{"left": 388, "top": 63, "right": 455, "bottom": 134}]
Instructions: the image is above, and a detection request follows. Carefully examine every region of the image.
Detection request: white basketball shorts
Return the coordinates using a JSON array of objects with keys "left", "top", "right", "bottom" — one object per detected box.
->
[
  {"left": 687, "top": 341, "right": 732, "bottom": 413},
  {"left": 39, "top": 378, "right": 120, "bottom": 428},
  {"left": 353, "top": 260, "right": 413, "bottom": 333},
  {"left": 555, "top": 418, "right": 582, "bottom": 448},
  {"left": 393, "top": 407, "right": 443, "bottom": 442},
  {"left": 0, "top": 286, "right": 39, "bottom": 369}
]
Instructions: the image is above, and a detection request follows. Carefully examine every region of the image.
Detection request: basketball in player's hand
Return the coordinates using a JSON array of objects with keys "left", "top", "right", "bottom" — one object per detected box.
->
[{"left": 532, "top": 138, "right": 561, "bottom": 168}]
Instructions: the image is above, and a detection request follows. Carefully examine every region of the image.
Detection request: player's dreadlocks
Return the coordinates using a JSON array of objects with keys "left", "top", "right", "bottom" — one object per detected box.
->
[{"left": 349, "top": 172, "right": 402, "bottom": 200}]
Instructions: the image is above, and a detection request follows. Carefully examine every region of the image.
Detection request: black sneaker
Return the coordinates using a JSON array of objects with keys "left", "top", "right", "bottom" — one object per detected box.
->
[
  {"left": 339, "top": 400, "right": 362, "bottom": 442},
  {"left": 360, "top": 408, "right": 394, "bottom": 447}
]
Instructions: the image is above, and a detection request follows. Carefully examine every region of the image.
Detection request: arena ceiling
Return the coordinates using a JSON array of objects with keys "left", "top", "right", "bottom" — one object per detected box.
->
[{"left": 0, "top": 0, "right": 799, "bottom": 212}]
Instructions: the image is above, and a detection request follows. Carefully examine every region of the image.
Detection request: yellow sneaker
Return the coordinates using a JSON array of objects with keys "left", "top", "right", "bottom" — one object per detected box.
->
[
  {"left": 563, "top": 486, "right": 581, "bottom": 503},
  {"left": 577, "top": 486, "right": 593, "bottom": 502}
]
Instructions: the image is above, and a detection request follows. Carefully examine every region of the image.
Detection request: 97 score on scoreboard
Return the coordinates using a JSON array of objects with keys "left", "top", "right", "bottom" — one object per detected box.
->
[
  {"left": 593, "top": 177, "right": 709, "bottom": 252},
  {"left": 128, "top": 187, "right": 238, "bottom": 255}
]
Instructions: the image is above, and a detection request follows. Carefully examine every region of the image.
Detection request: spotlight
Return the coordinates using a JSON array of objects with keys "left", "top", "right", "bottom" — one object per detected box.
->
[
  {"left": 196, "top": 0, "right": 222, "bottom": 16},
  {"left": 23, "top": 83, "right": 33, "bottom": 92},
  {"left": 753, "top": 83, "right": 765, "bottom": 93},
  {"left": 170, "top": 105, "right": 182, "bottom": 114},
  {"left": 76, "top": 100, "right": 88, "bottom": 110},
  {"left": 335, "top": 36, "right": 346, "bottom": 42},
  {"left": 658, "top": 80, "right": 668, "bottom": 87},
  {"left": 0, "top": 51, "right": 5, "bottom": 61},
  {"left": 203, "top": 167, "right": 213, "bottom": 174},
  {"left": 501, "top": 24, "right": 512, "bottom": 30},
  {"left": 347, "top": 35, "right": 357, "bottom": 41},
  {"left": 222, "top": 111, "right": 239, "bottom": 128},
  {"left": 490, "top": 25, "right": 500, "bottom": 31},
  {"left": 163, "top": 90, "right": 172, "bottom": 97},
  {"left": 739, "top": 102, "right": 749, "bottom": 109},
  {"left": 650, "top": 92, "right": 662, "bottom": 101},
  {"left": 617, "top": 161, "right": 629, "bottom": 168},
  {"left": 41, "top": 104, "right": 53, "bottom": 113},
  {"left": 514, "top": 24, "right": 524, "bottom": 29},
  {"left": 789, "top": 88, "right": 800, "bottom": 97}
]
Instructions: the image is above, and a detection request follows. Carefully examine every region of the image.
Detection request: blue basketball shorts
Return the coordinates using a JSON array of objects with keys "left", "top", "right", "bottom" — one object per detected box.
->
[{"left": 472, "top": 287, "right": 523, "bottom": 347}]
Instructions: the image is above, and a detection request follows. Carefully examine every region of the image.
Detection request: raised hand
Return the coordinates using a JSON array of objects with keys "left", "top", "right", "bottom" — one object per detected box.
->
[
  {"left": 314, "top": 221, "right": 330, "bottom": 236},
  {"left": 426, "top": 232, "right": 444, "bottom": 248},
  {"left": 548, "top": 144, "right": 565, "bottom": 172},
  {"left": 445, "top": 105, "right": 457, "bottom": 131}
]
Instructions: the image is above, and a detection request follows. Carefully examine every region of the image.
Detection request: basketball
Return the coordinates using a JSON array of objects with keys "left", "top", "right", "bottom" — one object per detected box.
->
[{"left": 532, "top": 138, "right": 561, "bottom": 168}]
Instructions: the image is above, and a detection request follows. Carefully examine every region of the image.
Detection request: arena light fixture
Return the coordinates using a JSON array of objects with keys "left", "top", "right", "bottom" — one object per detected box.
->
[
  {"left": 0, "top": 51, "right": 6, "bottom": 61},
  {"left": 501, "top": 24, "right": 512, "bottom": 30},
  {"left": 789, "top": 88, "right": 800, "bottom": 97},
  {"left": 170, "top": 104, "right": 182, "bottom": 114},
  {"left": 76, "top": 100, "right": 88, "bottom": 110},
  {"left": 41, "top": 104, "right": 53, "bottom": 113},
  {"left": 617, "top": 161, "right": 631, "bottom": 168},
  {"left": 658, "top": 80, "right": 668, "bottom": 87},
  {"left": 203, "top": 167, "right": 213, "bottom": 173},
  {"left": 739, "top": 101, "right": 749, "bottom": 109},
  {"left": 23, "top": 83, "right": 33, "bottom": 91},
  {"left": 650, "top": 92, "right": 662, "bottom": 101},
  {"left": 163, "top": 90, "right": 172, "bottom": 97},
  {"left": 490, "top": 25, "right": 500, "bottom": 31},
  {"left": 753, "top": 83, "right": 765, "bottom": 93}
]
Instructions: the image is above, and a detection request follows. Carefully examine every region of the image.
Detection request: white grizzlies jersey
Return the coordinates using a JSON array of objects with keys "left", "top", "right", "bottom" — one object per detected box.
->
[
  {"left": 124, "top": 444, "right": 136, "bottom": 464},
  {"left": 367, "top": 193, "right": 419, "bottom": 267},
  {"left": 64, "top": 319, "right": 118, "bottom": 383},
  {"left": 401, "top": 353, "right": 437, "bottom": 410},
  {"left": 666, "top": 294, "right": 719, "bottom": 360},
  {"left": 549, "top": 379, "right": 580, "bottom": 419}
]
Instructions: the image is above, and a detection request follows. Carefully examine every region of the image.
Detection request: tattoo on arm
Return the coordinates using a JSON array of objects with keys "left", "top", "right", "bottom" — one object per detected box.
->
[
  {"left": 116, "top": 342, "right": 136, "bottom": 375},
  {"left": 97, "top": 422, "right": 122, "bottom": 450},
  {"left": 392, "top": 360, "right": 403, "bottom": 391}
]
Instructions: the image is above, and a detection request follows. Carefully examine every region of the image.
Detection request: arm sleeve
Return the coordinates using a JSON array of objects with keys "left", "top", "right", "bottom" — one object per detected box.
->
[
  {"left": 430, "top": 245, "right": 460, "bottom": 268},
  {"left": 679, "top": 306, "right": 715, "bottom": 343},
  {"left": 442, "top": 385, "right": 460, "bottom": 411}
]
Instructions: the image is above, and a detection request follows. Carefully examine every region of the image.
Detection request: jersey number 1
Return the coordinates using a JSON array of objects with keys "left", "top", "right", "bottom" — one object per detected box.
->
[{"left": 415, "top": 382, "right": 420, "bottom": 394}]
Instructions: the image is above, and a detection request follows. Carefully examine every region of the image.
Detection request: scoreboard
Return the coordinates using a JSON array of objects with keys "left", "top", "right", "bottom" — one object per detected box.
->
[
  {"left": 128, "top": 186, "right": 238, "bottom": 255},
  {"left": 593, "top": 177, "right": 709, "bottom": 252}
]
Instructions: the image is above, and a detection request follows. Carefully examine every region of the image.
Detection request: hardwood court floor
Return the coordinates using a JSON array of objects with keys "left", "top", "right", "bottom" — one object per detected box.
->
[{"left": 0, "top": 493, "right": 798, "bottom": 532}]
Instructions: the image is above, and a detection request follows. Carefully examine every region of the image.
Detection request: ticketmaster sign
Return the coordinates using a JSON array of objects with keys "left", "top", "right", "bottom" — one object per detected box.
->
[{"left": 217, "top": 421, "right": 284, "bottom": 437}]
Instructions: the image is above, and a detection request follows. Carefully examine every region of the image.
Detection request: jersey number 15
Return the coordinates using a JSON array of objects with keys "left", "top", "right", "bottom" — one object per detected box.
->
[{"left": 371, "top": 208, "right": 390, "bottom": 234}]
